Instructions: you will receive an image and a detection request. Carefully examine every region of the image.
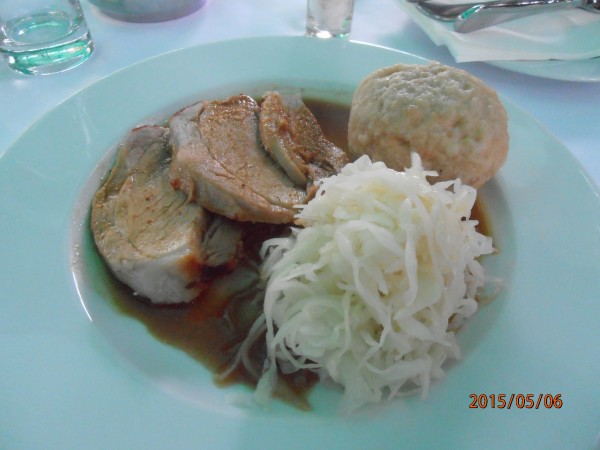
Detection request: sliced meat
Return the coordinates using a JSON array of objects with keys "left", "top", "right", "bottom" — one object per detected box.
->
[
  {"left": 91, "top": 125, "right": 242, "bottom": 304},
  {"left": 259, "top": 91, "right": 349, "bottom": 186},
  {"left": 168, "top": 95, "right": 307, "bottom": 224}
]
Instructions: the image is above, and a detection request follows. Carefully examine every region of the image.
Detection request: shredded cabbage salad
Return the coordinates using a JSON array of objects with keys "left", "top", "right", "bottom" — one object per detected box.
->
[{"left": 254, "top": 154, "right": 494, "bottom": 413}]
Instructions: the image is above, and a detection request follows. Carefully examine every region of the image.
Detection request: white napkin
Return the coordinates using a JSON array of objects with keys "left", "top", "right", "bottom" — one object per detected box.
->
[{"left": 398, "top": 0, "right": 600, "bottom": 62}]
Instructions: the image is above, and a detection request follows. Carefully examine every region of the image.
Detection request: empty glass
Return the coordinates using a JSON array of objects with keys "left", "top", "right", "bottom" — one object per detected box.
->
[
  {"left": 0, "top": 0, "right": 94, "bottom": 75},
  {"left": 306, "top": 0, "right": 355, "bottom": 39}
]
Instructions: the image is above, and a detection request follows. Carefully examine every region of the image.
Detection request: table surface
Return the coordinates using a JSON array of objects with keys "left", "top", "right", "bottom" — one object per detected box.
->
[{"left": 1, "top": 0, "right": 599, "bottom": 190}]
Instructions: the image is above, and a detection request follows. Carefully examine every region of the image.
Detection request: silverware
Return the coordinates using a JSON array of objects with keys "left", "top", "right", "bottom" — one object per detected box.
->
[
  {"left": 415, "top": 0, "right": 491, "bottom": 21},
  {"left": 412, "top": 0, "right": 600, "bottom": 32},
  {"left": 455, "top": 0, "right": 600, "bottom": 32}
]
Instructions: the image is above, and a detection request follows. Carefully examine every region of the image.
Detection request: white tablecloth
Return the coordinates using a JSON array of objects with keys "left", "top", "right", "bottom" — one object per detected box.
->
[
  {"left": 1, "top": 2, "right": 600, "bottom": 449},
  {"left": 1, "top": 0, "right": 599, "bottom": 188}
]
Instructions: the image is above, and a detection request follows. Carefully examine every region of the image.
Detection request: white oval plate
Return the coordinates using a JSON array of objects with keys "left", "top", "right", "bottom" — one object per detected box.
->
[
  {"left": 489, "top": 58, "right": 600, "bottom": 82},
  {"left": 1, "top": 36, "right": 599, "bottom": 450},
  {"left": 395, "top": 0, "right": 600, "bottom": 81}
]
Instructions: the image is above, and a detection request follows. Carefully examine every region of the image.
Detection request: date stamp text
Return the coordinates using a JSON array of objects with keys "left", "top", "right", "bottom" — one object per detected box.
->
[{"left": 469, "top": 394, "right": 563, "bottom": 409}]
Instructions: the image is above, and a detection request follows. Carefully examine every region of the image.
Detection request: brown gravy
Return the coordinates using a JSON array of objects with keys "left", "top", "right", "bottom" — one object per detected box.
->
[
  {"left": 103, "top": 98, "right": 491, "bottom": 411},
  {"left": 109, "top": 222, "right": 317, "bottom": 410}
]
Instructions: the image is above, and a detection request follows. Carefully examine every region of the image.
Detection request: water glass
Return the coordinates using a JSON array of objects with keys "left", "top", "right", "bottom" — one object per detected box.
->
[
  {"left": 0, "top": 0, "right": 94, "bottom": 75},
  {"left": 306, "top": 0, "right": 355, "bottom": 39}
]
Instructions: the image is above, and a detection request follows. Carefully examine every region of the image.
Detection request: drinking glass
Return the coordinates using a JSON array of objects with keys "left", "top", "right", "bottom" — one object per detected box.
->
[
  {"left": 0, "top": 0, "right": 94, "bottom": 75},
  {"left": 306, "top": 0, "right": 355, "bottom": 39}
]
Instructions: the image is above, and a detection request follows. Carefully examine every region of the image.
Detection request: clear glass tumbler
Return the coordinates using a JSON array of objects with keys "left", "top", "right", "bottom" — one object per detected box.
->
[
  {"left": 306, "top": 0, "right": 355, "bottom": 39},
  {"left": 0, "top": 0, "right": 94, "bottom": 75}
]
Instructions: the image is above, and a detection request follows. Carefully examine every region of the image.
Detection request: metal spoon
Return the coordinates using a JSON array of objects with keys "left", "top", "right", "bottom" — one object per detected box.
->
[{"left": 455, "top": 0, "right": 600, "bottom": 32}]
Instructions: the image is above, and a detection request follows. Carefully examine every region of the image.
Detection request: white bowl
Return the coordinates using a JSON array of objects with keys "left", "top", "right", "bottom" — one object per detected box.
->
[{"left": 88, "top": 0, "right": 207, "bottom": 22}]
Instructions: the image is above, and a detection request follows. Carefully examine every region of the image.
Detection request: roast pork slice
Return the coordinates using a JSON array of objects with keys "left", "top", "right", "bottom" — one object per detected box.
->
[
  {"left": 259, "top": 91, "right": 350, "bottom": 186},
  {"left": 91, "top": 125, "right": 242, "bottom": 304},
  {"left": 169, "top": 95, "right": 307, "bottom": 224}
]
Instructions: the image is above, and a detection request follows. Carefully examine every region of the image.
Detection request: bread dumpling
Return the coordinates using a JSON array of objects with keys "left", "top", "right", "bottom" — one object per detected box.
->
[{"left": 348, "top": 62, "right": 508, "bottom": 188}]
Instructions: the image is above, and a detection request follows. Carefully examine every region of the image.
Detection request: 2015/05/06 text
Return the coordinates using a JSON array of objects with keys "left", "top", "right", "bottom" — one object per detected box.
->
[{"left": 469, "top": 394, "right": 563, "bottom": 409}]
